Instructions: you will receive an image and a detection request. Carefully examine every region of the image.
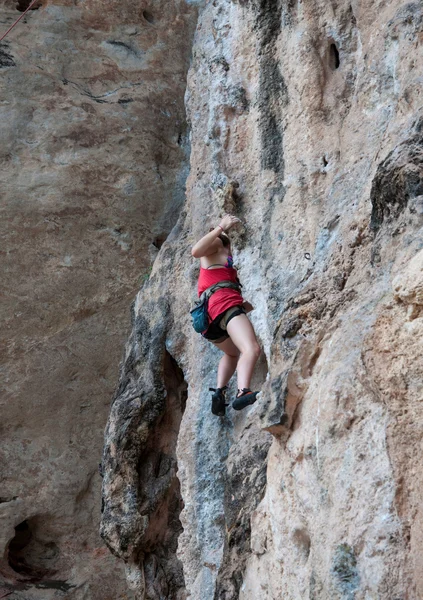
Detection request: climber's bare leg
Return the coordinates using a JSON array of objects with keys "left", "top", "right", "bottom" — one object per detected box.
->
[
  {"left": 226, "top": 314, "right": 261, "bottom": 391},
  {"left": 212, "top": 337, "right": 240, "bottom": 388}
]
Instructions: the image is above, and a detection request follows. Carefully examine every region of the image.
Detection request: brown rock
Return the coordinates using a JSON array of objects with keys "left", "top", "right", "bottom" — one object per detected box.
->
[
  {"left": 4, "top": 0, "right": 423, "bottom": 598},
  {"left": 0, "top": 0, "right": 199, "bottom": 597},
  {"left": 101, "top": 0, "right": 423, "bottom": 597}
]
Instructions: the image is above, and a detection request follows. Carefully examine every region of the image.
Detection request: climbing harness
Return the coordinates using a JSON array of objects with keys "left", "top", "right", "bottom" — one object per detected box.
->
[
  {"left": 0, "top": 0, "right": 40, "bottom": 42},
  {"left": 190, "top": 280, "right": 241, "bottom": 333}
]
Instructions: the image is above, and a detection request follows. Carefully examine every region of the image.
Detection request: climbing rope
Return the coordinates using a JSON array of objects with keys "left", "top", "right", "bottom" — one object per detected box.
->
[{"left": 0, "top": 0, "right": 40, "bottom": 42}]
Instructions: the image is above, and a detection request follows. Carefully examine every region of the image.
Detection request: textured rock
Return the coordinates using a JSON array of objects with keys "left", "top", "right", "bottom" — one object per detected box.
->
[
  {"left": 392, "top": 247, "right": 423, "bottom": 318},
  {"left": 0, "top": 0, "right": 199, "bottom": 597},
  {"left": 4, "top": 0, "right": 422, "bottom": 597},
  {"left": 101, "top": 0, "right": 423, "bottom": 598}
]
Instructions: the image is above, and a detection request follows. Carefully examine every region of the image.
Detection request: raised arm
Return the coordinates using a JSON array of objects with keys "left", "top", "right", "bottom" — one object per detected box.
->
[
  {"left": 191, "top": 215, "right": 241, "bottom": 258},
  {"left": 191, "top": 226, "right": 222, "bottom": 258}
]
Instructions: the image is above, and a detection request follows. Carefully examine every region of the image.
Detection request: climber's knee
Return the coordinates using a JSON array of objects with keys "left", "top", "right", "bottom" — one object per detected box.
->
[{"left": 244, "top": 343, "right": 261, "bottom": 361}]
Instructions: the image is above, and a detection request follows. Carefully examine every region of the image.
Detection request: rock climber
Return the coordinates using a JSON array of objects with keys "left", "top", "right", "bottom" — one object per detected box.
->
[{"left": 191, "top": 214, "right": 261, "bottom": 416}]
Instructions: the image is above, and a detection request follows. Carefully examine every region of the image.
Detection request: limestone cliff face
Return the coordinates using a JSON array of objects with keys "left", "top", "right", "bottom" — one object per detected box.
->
[
  {"left": 0, "top": 0, "right": 198, "bottom": 597},
  {"left": 101, "top": 0, "right": 423, "bottom": 599},
  {"left": 2, "top": 0, "right": 422, "bottom": 598}
]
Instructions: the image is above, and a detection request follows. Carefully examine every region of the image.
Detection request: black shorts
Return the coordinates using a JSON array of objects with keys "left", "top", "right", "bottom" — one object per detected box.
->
[{"left": 202, "top": 305, "right": 246, "bottom": 343}]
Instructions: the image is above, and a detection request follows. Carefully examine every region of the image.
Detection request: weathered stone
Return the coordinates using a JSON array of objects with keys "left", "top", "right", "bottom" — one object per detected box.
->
[
  {"left": 370, "top": 126, "right": 423, "bottom": 231},
  {"left": 392, "top": 248, "right": 423, "bottom": 318},
  {"left": 156, "top": 0, "right": 423, "bottom": 597},
  {"left": 4, "top": 0, "right": 423, "bottom": 598},
  {"left": 0, "top": 0, "right": 199, "bottom": 597},
  {"left": 331, "top": 543, "right": 360, "bottom": 598}
]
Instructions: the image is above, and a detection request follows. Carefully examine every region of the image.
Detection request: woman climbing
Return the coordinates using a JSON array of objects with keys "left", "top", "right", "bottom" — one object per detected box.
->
[{"left": 191, "top": 214, "right": 261, "bottom": 416}]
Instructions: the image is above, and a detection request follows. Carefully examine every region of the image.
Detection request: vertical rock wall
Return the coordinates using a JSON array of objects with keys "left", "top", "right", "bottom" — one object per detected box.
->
[
  {"left": 0, "top": 0, "right": 199, "bottom": 597},
  {"left": 106, "top": 0, "right": 423, "bottom": 598}
]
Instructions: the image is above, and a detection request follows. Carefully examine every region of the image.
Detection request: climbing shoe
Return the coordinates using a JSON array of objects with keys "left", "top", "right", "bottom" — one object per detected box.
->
[
  {"left": 210, "top": 386, "right": 229, "bottom": 416},
  {"left": 232, "top": 388, "right": 259, "bottom": 411}
]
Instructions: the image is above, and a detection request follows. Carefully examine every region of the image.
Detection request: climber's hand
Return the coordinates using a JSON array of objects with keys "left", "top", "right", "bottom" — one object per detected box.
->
[
  {"left": 242, "top": 301, "right": 254, "bottom": 313},
  {"left": 219, "top": 214, "right": 242, "bottom": 232}
]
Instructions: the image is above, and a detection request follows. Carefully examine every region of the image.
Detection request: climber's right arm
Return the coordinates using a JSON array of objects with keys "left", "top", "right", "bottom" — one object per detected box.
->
[
  {"left": 191, "top": 214, "right": 241, "bottom": 258},
  {"left": 191, "top": 227, "right": 222, "bottom": 258}
]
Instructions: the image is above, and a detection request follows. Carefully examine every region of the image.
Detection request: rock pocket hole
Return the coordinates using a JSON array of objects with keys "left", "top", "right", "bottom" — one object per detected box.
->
[
  {"left": 329, "top": 43, "right": 340, "bottom": 70},
  {"left": 7, "top": 519, "right": 59, "bottom": 581},
  {"left": 16, "top": 0, "right": 41, "bottom": 11},
  {"left": 152, "top": 235, "right": 167, "bottom": 250},
  {"left": 142, "top": 10, "right": 155, "bottom": 24}
]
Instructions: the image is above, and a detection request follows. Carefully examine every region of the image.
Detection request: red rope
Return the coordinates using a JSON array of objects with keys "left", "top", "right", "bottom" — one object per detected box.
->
[{"left": 0, "top": 0, "right": 40, "bottom": 42}]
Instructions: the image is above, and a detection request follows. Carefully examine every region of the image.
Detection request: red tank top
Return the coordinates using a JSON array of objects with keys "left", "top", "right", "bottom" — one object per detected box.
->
[{"left": 198, "top": 267, "right": 244, "bottom": 321}]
